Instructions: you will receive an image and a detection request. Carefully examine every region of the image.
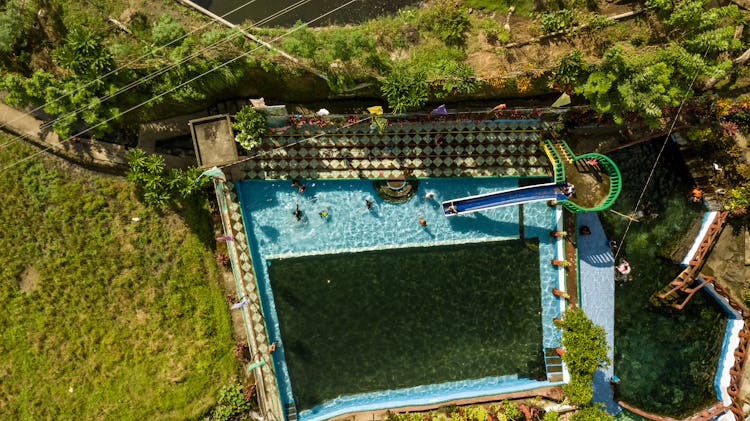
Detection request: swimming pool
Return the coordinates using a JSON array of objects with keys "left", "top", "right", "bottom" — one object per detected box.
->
[{"left": 237, "top": 177, "right": 565, "bottom": 419}]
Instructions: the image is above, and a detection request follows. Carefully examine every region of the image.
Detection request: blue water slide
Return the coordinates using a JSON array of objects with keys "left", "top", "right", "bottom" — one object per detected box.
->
[{"left": 442, "top": 182, "right": 568, "bottom": 215}]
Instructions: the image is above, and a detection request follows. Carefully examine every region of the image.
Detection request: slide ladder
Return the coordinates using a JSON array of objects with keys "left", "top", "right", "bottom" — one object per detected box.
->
[{"left": 553, "top": 139, "right": 575, "bottom": 164}]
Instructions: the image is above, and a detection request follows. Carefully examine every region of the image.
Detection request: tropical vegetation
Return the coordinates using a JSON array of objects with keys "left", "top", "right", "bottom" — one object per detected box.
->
[{"left": 557, "top": 309, "right": 610, "bottom": 406}]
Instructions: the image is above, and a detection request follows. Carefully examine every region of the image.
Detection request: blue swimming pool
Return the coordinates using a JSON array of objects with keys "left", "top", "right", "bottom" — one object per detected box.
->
[{"left": 237, "top": 177, "right": 566, "bottom": 419}]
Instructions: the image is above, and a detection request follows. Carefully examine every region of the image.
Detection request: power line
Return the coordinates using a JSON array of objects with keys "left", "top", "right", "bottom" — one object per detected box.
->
[
  {"left": 0, "top": 0, "right": 259, "bottom": 139},
  {"left": 0, "top": 0, "right": 360, "bottom": 173},
  {"left": 0, "top": 0, "right": 312, "bottom": 150}
]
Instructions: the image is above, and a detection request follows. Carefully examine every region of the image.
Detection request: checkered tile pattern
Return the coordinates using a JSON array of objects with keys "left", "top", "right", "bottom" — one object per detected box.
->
[
  {"left": 234, "top": 119, "right": 552, "bottom": 180},
  {"left": 216, "top": 180, "right": 284, "bottom": 420}
]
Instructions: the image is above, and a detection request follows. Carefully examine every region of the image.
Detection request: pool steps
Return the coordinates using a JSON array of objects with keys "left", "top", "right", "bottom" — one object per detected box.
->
[{"left": 543, "top": 348, "right": 564, "bottom": 382}]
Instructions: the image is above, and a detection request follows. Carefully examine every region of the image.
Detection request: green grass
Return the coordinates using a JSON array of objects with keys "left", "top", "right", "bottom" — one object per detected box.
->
[
  {"left": 0, "top": 142, "right": 238, "bottom": 419},
  {"left": 463, "top": 0, "right": 535, "bottom": 16}
]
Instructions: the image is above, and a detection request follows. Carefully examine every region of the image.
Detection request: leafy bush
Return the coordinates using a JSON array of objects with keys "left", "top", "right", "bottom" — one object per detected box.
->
[
  {"left": 53, "top": 28, "right": 114, "bottom": 78},
  {"left": 210, "top": 383, "right": 252, "bottom": 421},
  {"left": 381, "top": 65, "right": 429, "bottom": 113},
  {"left": 151, "top": 14, "right": 186, "bottom": 46},
  {"left": 727, "top": 186, "right": 750, "bottom": 216},
  {"left": 232, "top": 105, "right": 268, "bottom": 150},
  {"left": 558, "top": 308, "right": 609, "bottom": 405},
  {"left": 419, "top": 0, "right": 470, "bottom": 45},
  {"left": 465, "top": 405, "right": 489, "bottom": 421},
  {"left": 502, "top": 400, "right": 522, "bottom": 420},
  {"left": 281, "top": 23, "right": 319, "bottom": 59},
  {"left": 543, "top": 410, "right": 559, "bottom": 421},
  {"left": 562, "top": 376, "right": 594, "bottom": 406},
  {"left": 0, "top": 0, "right": 35, "bottom": 55},
  {"left": 571, "top": 406, "right": 614, "bottom": 421},
  {"left": 537, "top": 10, "right": 575, "bottom": 33},
  {"left": 477, "top": 17, "right": 510, "bottom": 45},
  {"left": 126, "top": 148, "right": 204, "bottom": 208},
  {"left": 551, "top": 50, "right": 589, "bottom": 93},
  {"left": 560, "top": 308, "right": 610, "bottom": 378}
]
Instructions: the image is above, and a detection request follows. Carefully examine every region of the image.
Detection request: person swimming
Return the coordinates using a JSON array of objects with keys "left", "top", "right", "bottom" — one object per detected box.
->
[
  {"left": 365, "top": 199, "right": 373, "bottom": 209},
  {"left": 319, "top": 208, "right": 329, "bottom": 219},
  {"left": 292, "top": 203, "right": 302, "bottom": 221},
  {"left": 418, "top": 216, "right": 427, "bottom": 227}
]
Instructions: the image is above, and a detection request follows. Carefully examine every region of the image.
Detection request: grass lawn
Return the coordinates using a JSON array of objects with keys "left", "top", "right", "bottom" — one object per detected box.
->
[{"left": 0, "top": 141, "right": 237, "bottom": 419}]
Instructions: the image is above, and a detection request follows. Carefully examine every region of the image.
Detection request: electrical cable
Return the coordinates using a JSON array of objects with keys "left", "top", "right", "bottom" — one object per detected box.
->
[
  {"left": 0, "top": 0, "right": 360, "bottom": 173},
  {"left": 0, "top": 0, "right": 311, "bottom": 150},
  {"left": 613, "top": 46, "right": 713, "bottom": 262},
  {"left": 0, "top": 0, "right": 259, "bottom": 138}
]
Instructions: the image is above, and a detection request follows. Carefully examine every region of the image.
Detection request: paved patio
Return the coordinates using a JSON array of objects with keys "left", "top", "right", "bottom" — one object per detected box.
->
[{"left": 576, "top": 212, "right": 620, "bottom": 414}]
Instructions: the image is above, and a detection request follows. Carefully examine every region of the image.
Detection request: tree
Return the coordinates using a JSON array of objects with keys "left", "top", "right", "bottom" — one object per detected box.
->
[
  {"left": 0, "top": 0, "right": 35, "bottom": 56},
  {"left": 151, "top": 14, "right": 186, "bottom": 46},
  {"left": 53, "top": 28, "right": 114, "bottom": 79},
  {"left": 126, "top": 148, "right": 205, "bottom": 208},
  {"left": 558, "top": 308, "right": 609, "bottom": 406},
  {"left": 232, "top": 106, "right": 268, "bottom": 150}
]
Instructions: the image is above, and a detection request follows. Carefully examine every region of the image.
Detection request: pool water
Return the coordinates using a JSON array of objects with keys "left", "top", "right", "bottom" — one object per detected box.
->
[
  {"left": 237, "top": 177, "right": 564, "bottom": 414},
  {"left": 601, "top": 139, "right": 726, "bottom": 417},
  {"left": 270, "top": 240, "right": 546, "bottom": 409},
  {"left": 240, "top": 178, "right": 530, "bottom": 257}
]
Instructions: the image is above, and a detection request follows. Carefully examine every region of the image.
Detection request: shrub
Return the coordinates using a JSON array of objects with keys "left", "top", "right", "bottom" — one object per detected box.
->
[
  {"left": 571, "top": 406, "right": 614, "bottom": 421},
  {"left": 558, "top": 308, "right": 609, "bottom": 406},
  {"left": 419, "top": 0, "right": 470, "bottom": 45},
  {"left": 477, "top": 17, "right": 510, "bottom": 45},
  {"left": 560, "top": 308, "right": 610, "bottom": 378},
  {"left": 381, "top": 65, "right": 429, "bottom": 113},
  {"left": 502, "top": 400, "right": 522, "bottom": 420},
  {"left": 537, "top": 10, "right": 575, "bottom": 33},
  {"left": 562, "top": 376, "right": 593, "bottom": 406},
  {"left": 0, "top": 0, "right": 35, "bottom": 54},
  {"left": 210, "top": 383, "right": 252, "bottom": 421},
  {"left": 551, "top": 50, "right": 589, "bottom": 93},
  {"left": 126, "top": 148, "right": 205, "bottom": 208},
  {"left": 53, "top": 28, "right": 114, "bottom": 78},
  {"left": 232, "top": 105, "right": 268, "bottom": 150},
  {"left": 151, "top": 14, "right": 186, "bottom": 46},
  {"left": 465, "top": 405, "right": 489, "bottom": 421},
  {"left": 727, "top": 186, "right": 750, "bottom": 216},
  {"left": 543, "top": 410, "right": 559, "bottom": 421}
]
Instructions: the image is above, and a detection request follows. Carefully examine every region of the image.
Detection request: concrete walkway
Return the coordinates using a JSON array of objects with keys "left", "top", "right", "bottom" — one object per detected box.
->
[
  {"left": 576, "top": 212, "right": 621, "bottom": 414},
  {"left": 0, "top": 103, "right": 130, "bottom": 169}
]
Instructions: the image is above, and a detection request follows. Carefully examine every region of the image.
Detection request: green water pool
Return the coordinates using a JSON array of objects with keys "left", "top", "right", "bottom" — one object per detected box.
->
[
  {"left": 269, "top": 239, "right": 547, "bottom": 410},
  {"left": 602, "top": 139, "right": 726, "bottom": 417}
]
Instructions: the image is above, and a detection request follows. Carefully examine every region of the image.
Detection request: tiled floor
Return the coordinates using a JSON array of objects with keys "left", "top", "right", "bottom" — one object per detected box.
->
[
  {"left": 234, "top": 119, "right": 552, "bottom": 180},
  {"left": 576, "top": 212, "right": 620, "bottom": 414}
]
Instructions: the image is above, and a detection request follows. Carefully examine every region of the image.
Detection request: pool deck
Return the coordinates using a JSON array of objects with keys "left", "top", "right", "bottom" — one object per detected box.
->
[
  {"left": 576, "top": 212, "right": 620, "bottom": 414},
  {"left": 231, "top": 117, "right": 552, "bottom": 180}
]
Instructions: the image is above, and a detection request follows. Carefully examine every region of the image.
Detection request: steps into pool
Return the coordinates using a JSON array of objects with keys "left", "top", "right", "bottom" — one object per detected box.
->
[
  {"left": 286, "top": 402, "right": 298, "bottom": 421},
  {"left": 544, "top": 348, "right": 564, "bottom": 382}
]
